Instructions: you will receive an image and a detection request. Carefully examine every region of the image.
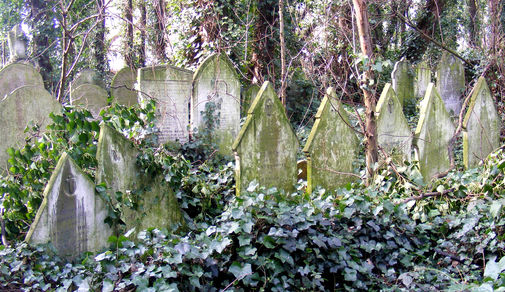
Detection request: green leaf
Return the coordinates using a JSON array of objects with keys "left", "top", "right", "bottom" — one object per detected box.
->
[{"left": 229, "top": 262, "right": 252, "bottom": 279}]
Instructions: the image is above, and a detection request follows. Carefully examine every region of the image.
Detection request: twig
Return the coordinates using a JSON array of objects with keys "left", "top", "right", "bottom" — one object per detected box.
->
[{"left": 401, "top": 188, "right": 455, "bottom": 203}]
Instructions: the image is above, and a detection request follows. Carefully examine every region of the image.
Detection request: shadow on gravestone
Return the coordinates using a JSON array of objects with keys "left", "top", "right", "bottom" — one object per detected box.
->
[
  {"left": 0, "top": 85, "right": 61, "bottom": 173},
  {"left": 436, "top": 52, "right": 465, "bottom": 116},
  {"left": 191, "top": 54, "right": 241, "bottom": 155},
  {"left": 463, "top": 77, "right": 501, "bottom": 169},
  {"left": 414, "top": 83, "right": 455, "bottom": 181},
  {"left": 0, "top": 63, "right": 44, "bottom": 99},
  {"left": 111, "top": 67, "right": 138, "bottom": 107},
  {"left": 70, "top": 83, "right": 109, "bottom": 118},
  {"left": 25, "top": 152, "right": 112, "bottom": 259},
  {"left": 376, "top": 83, "right": 412, "bottom": 163},
  {"left": 391, "top": 58, "right": 414, "bottom": 108},
  {"left": 96, "top": 124, "right": 184, "bottom": 237},
  {"left": 303, "top": 87, "right": 359, "bottom": 193},
  {"left": 232, "top": 81, "right": 299, "bottom": 195}
]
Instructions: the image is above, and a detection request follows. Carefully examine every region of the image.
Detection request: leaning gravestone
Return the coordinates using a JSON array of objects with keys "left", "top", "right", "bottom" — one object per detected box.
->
[
  {"left": 376, "top": 83, "right": 412, "bottom": 162},
  {"left": 70, "top": 69, "right": 106, "bottom": 91},
  {"left": 414, "top": 61, "right": 431, "bottom": 100},
  {"left": 303, "top": 88, "right": 359, "bottom": 193},
  {"left": 138, "top": 65, "right": 193, "bottom": 144},
  {"left": 96, "top": 124, "right": 184, "bottom": 234},
  {"left": 463, "top": 77, "right": 501, "bottom": 168},
  {"left": 391, "top": 58, "right": 414, "bottom": 107},
  {"left": 70, "top": 84, "right": 108, "bottom": 118},
  {"left": 111, "top": 67, "right": 138, "bottom": 106},
  {"left": 191, "top": 54, "right": 241, "bottom": 155},
  {"left": 436, "top": 52, "right": 465, "bottom": 115},
  {"left": 0, "top": 63, "right": 44, "bottom": 99},
  {"left": 232, "top": 81, "right": 299, "bottom": 195},
  {"left": 0, "top": 85, "right": 61, "bottom": 172},
  {"left": 25, "top": 152, "right": 112, "bottom": 258},
  {"left": 414, "top": 83, "right": 455, "bottom": 181},
  {"left": 242, "top": 85, "right": 260, "bottom": 117}
]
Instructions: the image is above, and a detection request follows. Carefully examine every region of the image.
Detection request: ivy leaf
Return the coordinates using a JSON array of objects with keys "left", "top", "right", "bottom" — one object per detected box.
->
[{"left": 229, "top": 262, "right": 252, "bottom": 280}]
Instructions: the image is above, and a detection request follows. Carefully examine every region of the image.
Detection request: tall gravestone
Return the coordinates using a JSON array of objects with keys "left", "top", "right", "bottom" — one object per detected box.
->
[
  {"left": 138, "top": 65, "right": 193, "bottom": 144},
  {"left": 436, "top": 52, "right": 465, "bottom": 115},
  {"left": 303, "top": 88, "right": 359, "bottom": 193},
  {"left": 70, "top": 69, "right": 106, "bottom": 91},
  {"left": 191, "top": 54, "right": 241, "bottom": 155},
  {"left": 96, "top": 124, "right": 184, "bottom": 234},
  {"left": 376, "top": 83, "right": 412, "bottom": 162},
  {"left": 414, "top": 83, "right": 455, "bottom": 181},
  {"left": 463, "top": 77, "right": 501, "bottom": 168},
  {"left": 0, "top": 85, "right": 61, "bottom": 172},
  {"left": 25, "top": 153, "right": 112, "bottom": 258},
  {"left": 111, "top": 67, "right": 138, "bottom": 106},
  {"left": 391, "top": 58, "right": 414, "bottom": 107},
  {"left": 414, "top": 61, "right": 431, "bottom": 100},
  {"left": 0, "top": 63, "right": 44, "bottom": 99},
  {"left": 232, "top": 82, "right": 299, "bottom": 195},
  {"left": 70, "top": 83, "right": 108, "bottom": 118},
  {"left": 8, "top": 24, "right": 27, "bottom": 63}
]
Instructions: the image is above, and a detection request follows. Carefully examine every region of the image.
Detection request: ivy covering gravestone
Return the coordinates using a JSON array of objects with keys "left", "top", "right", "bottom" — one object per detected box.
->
[
  {"left": 70, "top": 83, "right": 109, "bottom": 118},
  {"left": 391, "top": 58, "right": 414, "bottom": 107},
  {"left": 111, "top": 67, "right": 138, "bottom": 107},
  {"left": 436, "top": 52, "right": 465, "bottom": 115}
]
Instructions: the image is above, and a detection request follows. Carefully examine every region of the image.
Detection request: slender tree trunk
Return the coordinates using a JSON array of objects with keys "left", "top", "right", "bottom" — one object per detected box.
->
[
  {"left": 139, "top": 2, "right": 146, "bottom": 67},
  {"left": 154, "top": 0, "right": 167, "bottom": 62},
  {"left": 124, "top": 0, "right": 134, "bottom": 68},
  {"left": 468, "top": 0, "right": 478, "bottom": 47},
  {"left": 57, "top": 4, "right": 70, "bottom": 103},
  {"left": 279, "top": 0, "right": 287, "bottom": 107},
  {"left": 352, "top": 0, "right": 378, "bottom": 180},
  {"left": 489, "top": 0, "right": 501, "bottom": 56},
  {"left": 93, "top": 0, "right": 108, "bottom": 76},
  {"left": 30, "top": 0, "right": 55, "bottom": 92}
]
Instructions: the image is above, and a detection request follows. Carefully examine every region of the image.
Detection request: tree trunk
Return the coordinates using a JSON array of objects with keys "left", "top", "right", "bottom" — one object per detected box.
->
[
  {"left": 468, "top": 0, "right": 478, "bottom": 47},
  {"left": 123, "top": 0, "right": 134, "bottom": 68},
  {"left": 139, "top": 2, "right": 146, "bottom": 67},
  {"left": 93, "top": 0, "right": 107, "bottom": 76},
  {"left": 279, "top": 0, "right": 287, "bottom": 107},
  {"left": 154, "top": 0, "right": 167, "bottom": 62},
  {"left": 352, "top": 0, "right": 378, "bottom": 180}
]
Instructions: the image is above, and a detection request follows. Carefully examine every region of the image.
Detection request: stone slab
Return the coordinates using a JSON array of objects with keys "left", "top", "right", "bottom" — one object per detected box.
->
[
  {"left": 242, "top": 85, "right": 260, "bottom": 117},
  {"left": 70, "top": 84, "right": 109, "bottom": 118},
  {"left": 391, "top": 58, "right": 414, "bottom": 107},
  {"left": 436, "top": 52, "right": 465, "bottom": 115},
  {"left": 414, "top": 61, "right": 431, "bottom": 100},
  {"left": 70, "top": 69, "right": 106, "bottom": 91},
  {"left": 111, "top": 67, "right": 138, "bottom": 106},
  {"left": 0, "top": 63, "right": 43, "bottom": 99}
]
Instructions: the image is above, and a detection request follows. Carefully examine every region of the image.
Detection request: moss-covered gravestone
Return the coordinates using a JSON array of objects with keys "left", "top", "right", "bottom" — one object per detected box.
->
[
  {"left": 191, "top": 54, "right": 241, "bottom": 155},
  {"left": 138, "top": 65, "right": 193, "bottom": 144},
  {"left": 70, "top": 69, "right": 106, "bottom": 91},
  {"left": 414, "top": 83, "right": 455, "bottom": 181},
  {"left": 303, "top": 88, "right": 358, "bottom": 193},
  {"left": 70, "top": 84, "right": 109, "bottom": 118},
  {"left": 111, "top": 67, "right": 138, "bottom": 106},
  {"left": 463, "top": 77, "right": 501, "bottom": 168},
  {"left": 0, "top": 63, "right": 43, "bottom": 99},
  {"left": 391, "top": 58, "right": 414, "bottom": 107},
  {"left": 0, "top": 85, "right": 61, "bottom": 172},
  {"left": 25, "top": 153, "right": 112, "bottom": 258},
  {"left": 242, "top": 85, "right": 260, "bottom": 117},
  {"left": 376, "top": 83, "right": 412, "bottom": 162},
  {"left": 96, "top": 124, "right": 184, "bottom": 235},
  {"left": 414, "top": 61, "right": 431, "bottom": 100},
  {"left": 232, "top": 82, "right": 299, "bottom": 195},
  {"left": 436, "top": 52, "right": 465, "bottom": 115}
]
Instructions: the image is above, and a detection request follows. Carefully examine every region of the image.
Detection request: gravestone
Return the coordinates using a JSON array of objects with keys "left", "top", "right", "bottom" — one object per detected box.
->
[
  {"left": 391, "top": 58, "right": 414, "bottom": 107},
  {"left": 463, "top": 77, "right": 501, "bottom": 168},
  {"left": 303, "top": 88, "right": 359, "bottom": 193},
  {"left": 232, "top": 81, "right": 299, "bottom": 195},
  {"left": 414, "top": 83, "right": 455, "bottom": 181},
  {"left": 191, "top": 54, "right": 241, "bottom": 155},
  {"left": 138, "top": 65, "right": 193, "bottom": 144},
  {"left": 0, "top": 85, "right": 61, "bottom": 172},
  {"left": 8, "top": 24, "right": 27, "bottom": 62},
  {"left": 0, "top": 63, "right": 44, "bottom": 99},
  {"left": 70, "top": 84, "right": 108, "bottom": 118},
  {"left": 96, "top": 124, "right": 184, "bottom": 234},
  {"left": 70, "top": 69, "right": 106, "bottom": 91},
  {"left": 25, "top": 152, "right": 112, "bottom": 258},
  {"left": 414, "top": 61, "right": 431, "bottom": 100},
  {"left": 436, "top": 52, "right": 465, "bottom": 115},
  {"left": 242, "top": 85, "right": 260, "bottom": 117},
  {"left": 376, "top": 83, "right": 412, "bottom": 162},
  {"left": 111, "top": 67, "right": 138, "bottom": 106}
]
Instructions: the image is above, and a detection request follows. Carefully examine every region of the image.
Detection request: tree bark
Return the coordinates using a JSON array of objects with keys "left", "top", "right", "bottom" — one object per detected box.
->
[
  {"left": 138, "top": 2, "right": 146, "bottom": 67},
  {"left": 123, "top": 0, "right": 134, "bottom": 68},
  {"left": 154, "top": 0, "right": 167, "bottom": 62},
  {"left": 93, "top": 0, "right": 107, "bottom": 76},
  {"left": 279, "top": 0, "right": 287, "bottom": 107},
  {"left": 468, "top": 0, "right": 478, "bottom": 47}
]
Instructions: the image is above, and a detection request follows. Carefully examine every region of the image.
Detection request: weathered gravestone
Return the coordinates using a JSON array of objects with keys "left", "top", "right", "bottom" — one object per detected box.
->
[
  {"left": 138, "top": 65, "right": 193, "bottom": 144},
  {"left": 191, "top": 54, "right": 241, "bottom": 155},
  {"left": 303, "top": 88, "right": 359, "bottom": 193},
  {"left": 391, "top": 58, "right": 414, "bottom": 107},
  {"left": 96, "top": 124, "right": 184, "bottom": 234},
  {"left": 25, "top": 152, "right": 112, "bottom": 258},
  {"left": 111, "top": 67, "right": 138, "bottom": 106},
  {"left": 70, "top": 83, "right": 108, "bottom": 118},
  {"left": 414, "top": 83, "right": 455, "bottom": 181},
  {"left": 242, "top": 85, "right": 260, "bottom": 117},
  {"left": 463, "top": 77, "right": 501, "bottom": 168},
  {"left": 232, "top": 81, "right": 299, "bottom": 195},
  {"left": 376, "top": 83, "right": 412, "bottom": 162},
  {"left": 0, "top": 63, "right": 44, "bottom": 99},
  {"left": 436, "top": 52, "right": 465, "bottom": 115},
  {"left": 414, "top": 61, "right": 431, "bottom": 100},
  {"left": 0, "top": 85, "right": 61, "bottom": 172},
  {"left": 8, "top": 24, "right": 27, "bottom": 63},
  {"left": 70, "top": 69, "right": 106, "bottom": 91}
]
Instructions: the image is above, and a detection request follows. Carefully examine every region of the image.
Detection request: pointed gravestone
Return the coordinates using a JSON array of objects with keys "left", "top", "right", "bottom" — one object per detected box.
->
[
  {"left": 242, "top": 85, "right": 260, "bottom": 117},
  {"left": 436, "top": 52, "right": 465, "bottom": 115},
  {"left": 0, "top": 85, "right": 61, "bottom": 172},
  {"left": 391, "top": 58, "right": 414, "bottom": 107},
  {"left": 25, "top": 153, "right": 112, "bottom": 258},
  {"left": 414, "top": 61, "right": 431, "bottom": 100},
  {"left": 191, "top": 54, "right": 241, "bottom": 155},
  {"left": 0, "top": 63, "right": 44, "bottom": 99},
  {"left": 70, "top": 69, "right": 106, "bottom": 91},
  {"left": 463, "top": 77, "right": 501, "bottom": 168},
  {"left": 414, "top": 83, "right": 455, "bottom": 181},
  {"left": 376, "top": 83, "right": 412, "bottom": 162},
  {"left": 303, "top": 88, "right": 359, "bottom": 193},
  {"left": 232, "top": 82, "right": 299, "bottom": 195},
  {"left": 70, "top": 83, "right": 108, "bottom": 118},
  {"left": 138, "top": 65, "right": 193, "bottom": 144},
  {"left": 111, "top": 67, "right": 138, "bottom": 107},
  {"left": 96, "top": 124, "right": 184, "bottom": 234}
]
